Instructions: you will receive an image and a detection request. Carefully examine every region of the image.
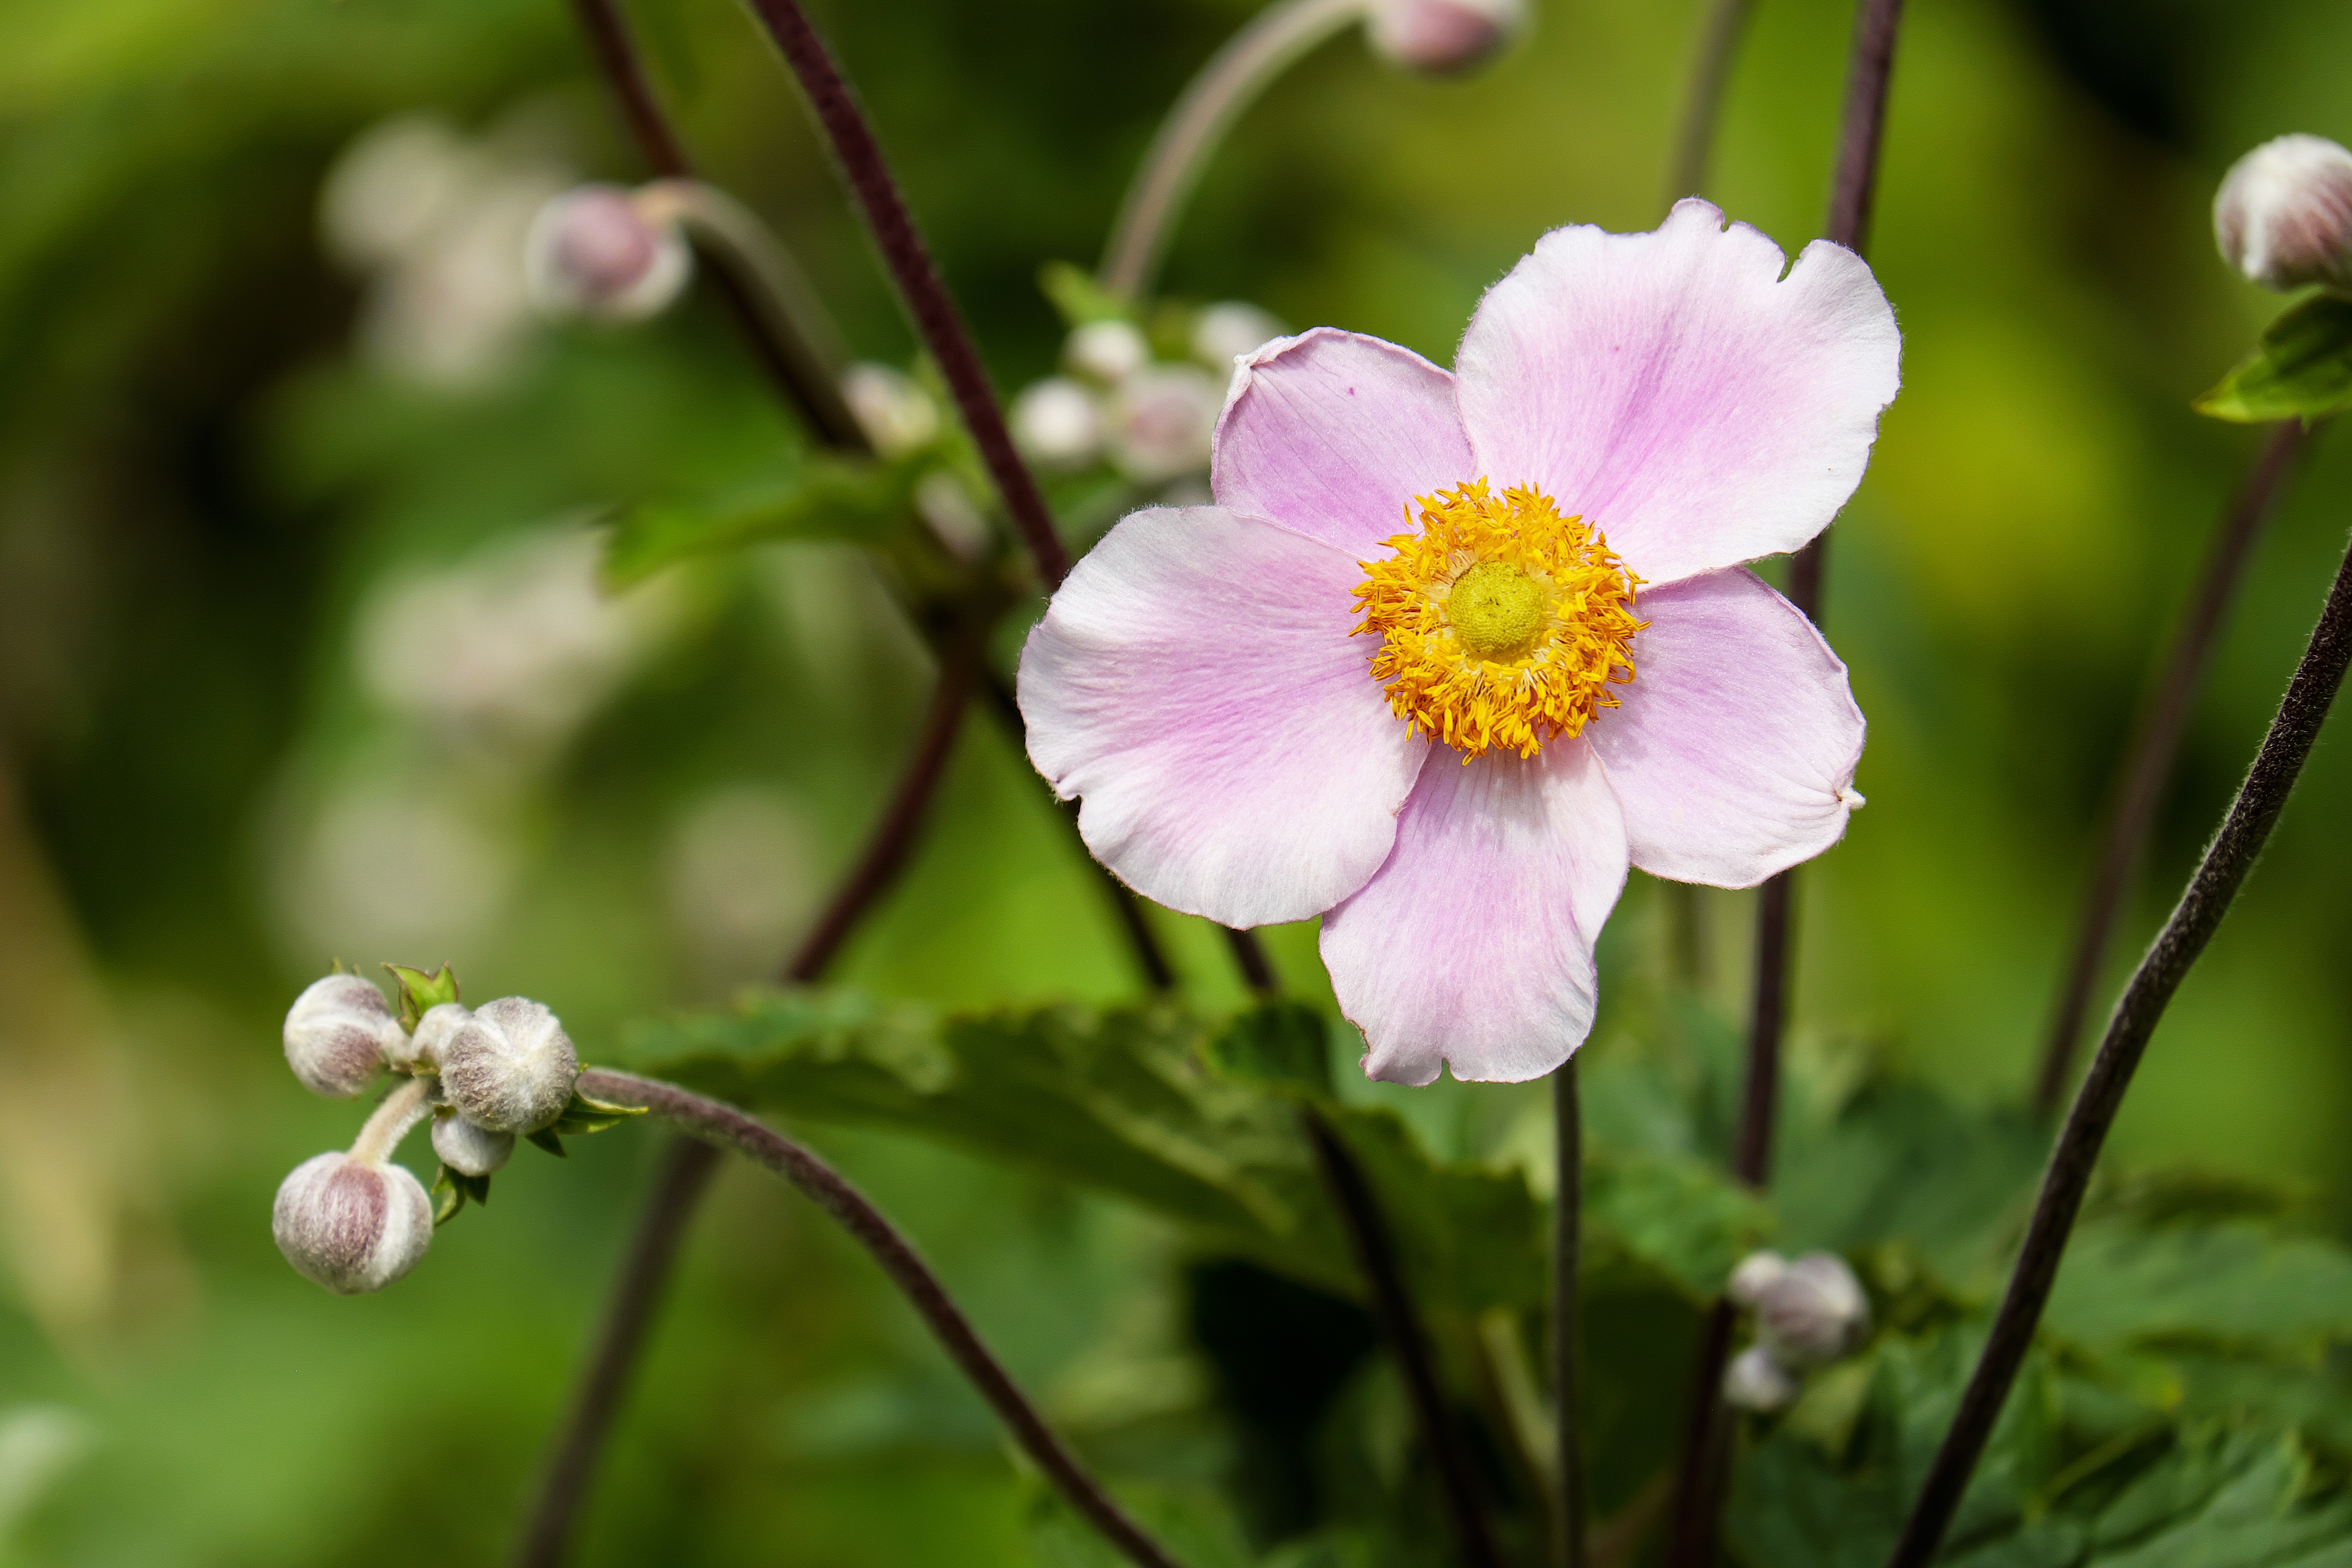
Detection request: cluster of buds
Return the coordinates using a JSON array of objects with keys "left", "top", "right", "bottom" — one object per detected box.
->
[
  {"left": 273, "top": 965, "right": 629, "bottom": 1295},
  {"left": 524, "top": 183, "right": 694, "bottom": 322},
  {"left": 1009, "top": 301, "right": 1284, "bottom": 486},
  {"left": 2214, "top": 134, "right": 2352, "bottom": 294},
  {"left": 1720, "top": 1250, "right": 1873, "bottom": 1413}
]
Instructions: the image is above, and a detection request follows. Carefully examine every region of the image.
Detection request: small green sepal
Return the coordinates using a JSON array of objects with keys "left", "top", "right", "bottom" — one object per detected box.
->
[
  {"left": 2194, "top": 293, "right": 2352, "bottom": 424},
  {"left": 527, "top": 1129, "right": 568, "bottom": 1159},
  {"left": 550, "top": 1084, "right": 647, "bottom": 1137},
  {"left": 382, "top": 963, "right": 461, "bottom": 1031},
  {"left": 431, "top": 1167, "right": 466, "bottom": 1225}
]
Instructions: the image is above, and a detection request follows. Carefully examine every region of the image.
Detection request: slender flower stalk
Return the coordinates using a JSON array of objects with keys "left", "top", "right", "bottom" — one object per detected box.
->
[
  {"left": 1098, "top": 0, "right": 1365, "bottom": 301},
  {"left": 1552, "top": 1061, "right": 1587, "bottom": 1568},
  {"left": 1665, "top": 0, "right": 1756, "bottom": 205},
  {"left": 1887, "top": 523, "right": 2352, "bottom": 1568},
  {"left": 1223, "top": 925, "right": 1280, "bottom": 997},
  {"left": 577, "top": 1069, "right": 1190, "bottom": 1568},
  {"left": 1665, "top": 4, "right": 1907, "bottom": 1561},
  {"left": 2032, "top": 420, "right": 2311, "bottom": 1113},
  {"left": 1301, "top": 1107, "right": 1505, "bottom": 1568},
  {"left": 741, "top": 0, "right": 1073, "bottom": 587}
]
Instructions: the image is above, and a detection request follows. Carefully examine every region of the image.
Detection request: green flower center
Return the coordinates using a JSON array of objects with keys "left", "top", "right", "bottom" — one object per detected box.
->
[{"left": 1445, "top": 560, "right": 1546, "bottom": 662}]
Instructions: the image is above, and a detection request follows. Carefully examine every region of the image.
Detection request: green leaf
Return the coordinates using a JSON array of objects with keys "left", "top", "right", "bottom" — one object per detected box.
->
[
  {"left": 600, "top": 453, "right": 918, "bottom": 588},
  {"left": 1202, "top": 1002, "right": 1333, "bottom": 1097},
  {"left": 1039, "top": 259, "right": 1136, "bottom": 325},
  {"left": 2046, "top": 1221, "right": 2352, "bottom": 1357},
  {"left": 1582, "top": 1151, "right": 1775, "bottom": 1298},
  {"left": 381, "top": 963, "right": 459, "bottom": 1032},
  {"left": 549, "top": 1084, "right": 648, "bottom": 1137},
  {"left": 2194, "top": 294, "right": 2352, "bottom": 424}
]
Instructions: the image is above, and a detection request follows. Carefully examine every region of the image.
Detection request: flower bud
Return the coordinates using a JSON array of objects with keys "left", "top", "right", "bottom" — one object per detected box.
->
[
  {"left": 1365, "top": 0, "right": 1522, "bottom": 76},
  {"left": 1010, "top": 377, "right": 1105, "bottom": 467},
  {"left": 1191, "top": 302, "right": 1284, "bottom": 371},
  {"left": 1722, "top": 1342, "right": 1799, "bottom": 1412},
  {"left": 399, "top": 1001, "right": 470, "bottom": 1072},
  {"left": 439, "top": 996, "right": 579, "bottom": 1134},
  {"left": 1065, "top": 318, "right": 1151, "bottom": 385},
  {"left": 915, "top": 471, "right": 991, "bottom": 562},
  {"left": 2214, "top": 135, "right": 2352, "bottom": 293},
  {"left": 430, "top": 1111, "right": 515, "bottom": 1177},
  {"left": 272, "top": 1152, "right": 433, "bottom": 1295},
  {"left": 842, "top": 362, "right": 942, "bottom": 458},
  {"left": 1108, "top": 365, "right": 1220, "bottom": 485},
  {"left": 525, "top": 184, "right": 692, "bottom": 320},
  {"left": 1734, "top": 1250, "right": 1870, "bottom": 1367},
  {"left": 282, "top": 975, "right": 404, "bottom": 1099}
]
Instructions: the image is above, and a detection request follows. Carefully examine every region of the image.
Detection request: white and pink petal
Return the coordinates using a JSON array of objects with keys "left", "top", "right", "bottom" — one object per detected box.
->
[
  {"left": 1455, "top": 198, "right": 1900, "bottom": 588},
  {"left": 1211, "top": 328, "right": 1475, "bottom": 559},
  {"left": 1018, "top": 505, "right": 1427, "bottom": 929},
  {"left": 1586, "top": 568, "right": 1865, "bottom": 888},
  {"left": 1320, "top": 739, "right": 1629, "bottom": 1086}
]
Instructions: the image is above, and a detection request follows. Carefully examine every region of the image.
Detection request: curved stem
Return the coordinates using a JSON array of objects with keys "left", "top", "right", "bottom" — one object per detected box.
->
[
  {"left": 1552, "top": 1061, "right": 1587, "bottom": 1568},
  {"left": 1886, "top": 519, "right": 2352, "bottom": 1568},
  {"left": 1665, "top": 3, "right": 1907, "bottom": 1560},
  {"left": 1301, "top": 1106, "right": 1504, "bottom": 1568},
  {"left": 349, "top": 1076, "right": 434, "bottom": 1164},
  {"left": 514, "top": 1137, "right": 720, "bottom": 1568},
  {"left": 566, "top": 0, "right": 868, "bottom": 450},
  {"left": 578, "top": 1069, "right": 1190, "bottom": 1568},
  {"left": 740, "top": 0, "right": 1072, "bottom": 588},
  {"left": 2032, "top": 420, "right": 2310, "bottom": 1114},
  {"left": 1097, "top": 0, "right": 1365, "bottom": 301},
  {"left": 1665, "top": 0, "right": 1757, "bottom": 205}
]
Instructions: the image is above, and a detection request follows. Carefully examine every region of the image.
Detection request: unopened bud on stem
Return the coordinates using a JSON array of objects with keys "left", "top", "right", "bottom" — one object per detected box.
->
[
  {"left": 1729, "top": 1249, "right": 1871, "bottom": 1367},
  {"left": 1365, "top": 0, "right": 1521, "bottom": 76},
  {"left": 525, "top": 184, "right": 692, "bottom": 321},
  {"left": 283, "top": 975, "right": 405, "bottom": 1099},
  {"left": 274, "top": 1152, "right": 433, "bottom": 1294},
  {"left": 431, "top": 1111, "right": 515, "bottom": 1177},
  {"left": 1723, "top": 1342, "right": 1799, "bottom": 1412},
  {"left": 2215, "top": 135, "right": 2352, "bottom": 293},
  {"left": 440, "top": 996, "right": 579, "bottom": 1134}
]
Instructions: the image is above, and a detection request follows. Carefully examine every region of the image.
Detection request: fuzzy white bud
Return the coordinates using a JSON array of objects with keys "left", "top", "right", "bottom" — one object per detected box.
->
[
  {"left": 282, "top": 975, "right": 404, "bottom": 1099},
  {"left": 439, "top": 996, "right": 579, "bottom": 1134},
  {"left": 1065, "top": 318, "right": 1151, "bottom": 384},
  {"left": 2215, "top": 135, "right": 2352, "bottom": 293},
  {"left": 1723, "top": 1342, "right": 1800, "bottom": 1412},
  {"left": 1365, "top": 0, "right": 1521, "bottom": 75},
  {"left": 1010, "top": 377, "right": 1105, "bottom": 467},
  {"left": 525, "top": 184, "right": 692, "bottom": 321},
  {"left": 1108, "top": 365, "right": 1220, "bottom": 484},
  {"left": 430, "top": 1112, "right": 515, "bottom": 1177},
  {"left": 842, "top": 362, "right": 943, "bottom": 458},
  {"left": 272, "top": 1152, "right": 433, "bottom": 1294},
  {"left": 1190, "top": 302, "right": 1284, "bottom": 370},
  {"left": 397, "top": 1001, "right": 470, "bottom": 1073},
  {"left": 1733, "top": 1250, "right": 1871, "bottom": 1367}
]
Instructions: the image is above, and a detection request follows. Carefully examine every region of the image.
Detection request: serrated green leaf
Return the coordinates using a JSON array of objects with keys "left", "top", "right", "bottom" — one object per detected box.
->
[
  {"left": 2194, "top": 294, "right": 2352, "bottom": 424},
  {"left": 1582, "top": 1152, "right": 1775, "bottom": 1298},
  {"left": 2046, "top": 1221, "right": 2352, "bottom": 1356},
  {"left": 600, "top": 453, "right": 918, "bottom": 588},
  {"left": 527, "top": 1129, "right": 566, "bottom": 1158},
  {"left": 382, "top": 963, "right": 459, "bottom": 1031},
  {"left": 1202, "top": 1003, "right": 1333, "bottom": 1097}
]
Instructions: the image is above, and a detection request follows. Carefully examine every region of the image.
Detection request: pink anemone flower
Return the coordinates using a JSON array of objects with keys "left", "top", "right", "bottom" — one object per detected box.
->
[{"left": 1017, "top": 199, "right": 1901, "bottom": 1085}]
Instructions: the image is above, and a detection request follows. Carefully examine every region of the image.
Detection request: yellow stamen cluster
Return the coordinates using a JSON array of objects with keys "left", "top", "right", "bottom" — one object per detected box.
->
[{"left": 1353, "top": 479, "right": 1644, "bottom": 760}]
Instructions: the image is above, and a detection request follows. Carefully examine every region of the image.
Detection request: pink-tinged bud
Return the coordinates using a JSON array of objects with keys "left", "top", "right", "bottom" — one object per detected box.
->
[
  {"left": 2215, "top": 135, "right": 2352, "bottom": 293},
  {"left": 1365, "top": 0, "right": 1522, "bottom": 76},
  {"left": 272, "top": 1152, "right": 433, "bottom": 1295},
  {"left": 1733, "top": 1250, "right": 1870, "bottom": 1366},
  {"left": 841, "top": 362, "right": 942, "bottom": 458},
  {"left": 282, "top": 975, "right": 404, "bottom": 1099},
  {"left": 1108, "top": 365, "right": 1220, "bottom": 484},
  {"left": 1722, "top": 1343, "right": 1799, "bottom": 1412},
  {"left": 525, "top": 184, "right": 691, "bottom": 321},
  {"left": 399, "top": 1001, "right": 470, "bottom": 1073},
  {"left": 1011, "top": 377, "right": 1104, "bottom": 467},
  {"left": 430, "top": 1111, "right": 514, "bottom": 1177},
  {"left": 440, "top": 996, "right": 578, "bottom": 1134}
]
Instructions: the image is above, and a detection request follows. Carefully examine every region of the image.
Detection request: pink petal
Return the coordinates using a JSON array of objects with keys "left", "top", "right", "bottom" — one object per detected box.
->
[
  {"left": 1587, "top": 568, "right": 1864, "bottom": 888},
  {"left": 1211, "top": 328, "right": 1475, "bottom": 558},
  {"left": 1320, "top": 739, "right": 1629, "bottom": 1086},
  {"left": 1019, "top": 505, "right": 1426, "bottom": 927},
  {"left": 1455, "top": 198, "right": 1900, "bottom": 588}
]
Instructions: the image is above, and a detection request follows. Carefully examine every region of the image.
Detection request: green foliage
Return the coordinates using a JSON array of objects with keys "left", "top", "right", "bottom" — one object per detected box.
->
[
  {"left": 600, "top": 450, "right": 922, "bottom": 587},
  {"left": 2194, "top": 294, "right": 2352, "bottom": 424}
]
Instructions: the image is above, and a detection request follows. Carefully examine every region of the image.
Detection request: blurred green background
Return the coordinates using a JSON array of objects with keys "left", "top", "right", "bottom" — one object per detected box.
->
[{"left": 3, "top": 0, "right": 2351, "bottom": 1561}]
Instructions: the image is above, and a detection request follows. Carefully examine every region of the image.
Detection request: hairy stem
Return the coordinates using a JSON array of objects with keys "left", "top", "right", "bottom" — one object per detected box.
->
[
  {"left": 579, "top": 1069, "right": 1190, "bottom": 1568},
  {"left": 1665, "top": 2, "right": 1907, "bottom": 1560},
  {"left": 566, "top": 0, "right": 866, "bottom": 448},
  {"left": 1302, "top": 1107, "right": 1504, "bottom": 1568},
  {"left": 1098, "top": 0, "right": 1365, "bottom": 300},
  {"left": 514, "top": 1137, "right": 720, "bottom": 1568},
  {"left": 1887, "top": 527, "right": 2352, "bottom": 1566},
  {"left": 1552, "top": 1061, "right": 1587, "bottom": 1568},
  {"left": 348, "top": 1076, "right": 434, "bottom": 1164},
  {"left": 2032, "top": 420, "right": 2309, "bottom": 1113},
  {"left": 1666, "top": 0, "right": 1757, "bottom": 205},
  {"left": 741, "top": 0, "right": 1072, "bottom": 587}
]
